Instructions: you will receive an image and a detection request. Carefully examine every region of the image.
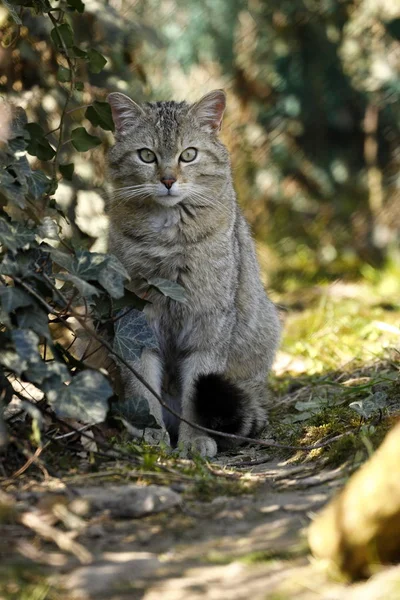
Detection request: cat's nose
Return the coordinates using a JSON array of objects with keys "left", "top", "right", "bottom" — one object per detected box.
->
[{"left": 161, "top": 177, "right": 176, "bottom": 190}]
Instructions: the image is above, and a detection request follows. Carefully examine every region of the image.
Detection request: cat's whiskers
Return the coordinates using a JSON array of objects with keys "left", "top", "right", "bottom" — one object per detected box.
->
[{"left": 185, "top": 186, "right": 229, "bottom": 215}]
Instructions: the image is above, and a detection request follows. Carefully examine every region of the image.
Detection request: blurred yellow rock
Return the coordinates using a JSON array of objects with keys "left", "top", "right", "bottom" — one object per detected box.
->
[{"left": 308, "top": 421, "right": 400, "bottom": 579}]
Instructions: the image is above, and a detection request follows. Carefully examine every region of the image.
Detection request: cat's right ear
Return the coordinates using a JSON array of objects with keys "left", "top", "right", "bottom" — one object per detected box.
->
[{"left": 107, "top": 92, "right": 145, "bottom": 134}]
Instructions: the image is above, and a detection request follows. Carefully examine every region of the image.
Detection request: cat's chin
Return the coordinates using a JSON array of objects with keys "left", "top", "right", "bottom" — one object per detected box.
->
[{"left": 154, "top": 195, "right": 182, "bottom": 208}]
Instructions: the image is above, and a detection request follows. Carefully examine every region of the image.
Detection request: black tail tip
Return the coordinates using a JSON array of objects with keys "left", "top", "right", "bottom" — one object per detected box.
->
[{"left": 193, "top": 373, "right": 247, "bottom": 435}]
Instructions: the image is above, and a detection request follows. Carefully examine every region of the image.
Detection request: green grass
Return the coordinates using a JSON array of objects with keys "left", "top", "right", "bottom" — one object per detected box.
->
[{"left": 268, "top": 260, "right": 400, "bottom": 466}]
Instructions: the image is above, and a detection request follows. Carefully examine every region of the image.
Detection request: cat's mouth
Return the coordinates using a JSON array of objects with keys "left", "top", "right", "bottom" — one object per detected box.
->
[{"left": 154, "top": 193, "right": 183, "bottom": 208}]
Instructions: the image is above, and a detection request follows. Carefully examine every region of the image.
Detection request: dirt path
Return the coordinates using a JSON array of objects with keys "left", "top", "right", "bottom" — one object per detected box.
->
[{"left": 2, "top": 447, "right": 396, "bottom": 600}]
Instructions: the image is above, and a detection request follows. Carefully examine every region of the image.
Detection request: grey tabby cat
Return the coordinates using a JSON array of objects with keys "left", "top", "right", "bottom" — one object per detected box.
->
[{"left": 106, "top": 89, "right": 281, "bottom": 457}]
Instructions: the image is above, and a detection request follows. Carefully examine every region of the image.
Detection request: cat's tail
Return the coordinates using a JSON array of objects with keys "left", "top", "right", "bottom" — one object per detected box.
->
[{"left": 193, "top": 373, "right": 266, "bottom": 449}]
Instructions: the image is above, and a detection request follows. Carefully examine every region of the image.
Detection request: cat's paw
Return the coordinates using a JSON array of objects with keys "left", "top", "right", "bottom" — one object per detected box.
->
[
  {"left": 143, "top": 427, "right": 171, "bottom": 447},
  {"left": 178, "top": 435, "right": 218, "bottom": 458}
]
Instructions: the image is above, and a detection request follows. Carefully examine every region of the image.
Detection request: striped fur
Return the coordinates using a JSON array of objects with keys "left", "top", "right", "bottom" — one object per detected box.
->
[{"left": 106, "top": 90, "right": 281, "bottom": 457}]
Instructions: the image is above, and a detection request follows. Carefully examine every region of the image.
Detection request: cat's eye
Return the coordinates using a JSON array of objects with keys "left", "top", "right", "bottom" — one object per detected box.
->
[
  {"left": 138, "top": 148, "right": 157, "bottom": 163},
  {"left": 179, "top": 147, "right": 197, "bottom": 163}
]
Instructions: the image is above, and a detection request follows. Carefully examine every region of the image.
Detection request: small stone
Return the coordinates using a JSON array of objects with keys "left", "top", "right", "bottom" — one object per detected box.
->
[{"left": 74, "top": 484, "right": 181, "bottom": 518}]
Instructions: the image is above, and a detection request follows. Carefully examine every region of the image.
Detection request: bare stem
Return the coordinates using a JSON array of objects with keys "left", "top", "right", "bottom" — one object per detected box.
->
[{"left": 10, "top": 274, "right": 354, "bottom": 453}]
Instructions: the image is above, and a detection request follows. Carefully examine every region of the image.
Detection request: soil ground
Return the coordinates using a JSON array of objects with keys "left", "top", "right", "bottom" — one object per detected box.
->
[{"left": 1, "top": 278, "right": 400, "bottom": 599}]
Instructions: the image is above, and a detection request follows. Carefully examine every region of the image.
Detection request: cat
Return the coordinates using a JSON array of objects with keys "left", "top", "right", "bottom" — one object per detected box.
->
[{"left": 106, "top": 89, "right": 281, "bottom": 457}]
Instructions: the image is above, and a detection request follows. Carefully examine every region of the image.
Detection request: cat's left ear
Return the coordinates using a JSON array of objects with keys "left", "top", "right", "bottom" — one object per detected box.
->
[
  {"left": 107, "top": 92, "right": 145, "bottom": 135},
  {"left": 190, "top": 89, "right": 226, "bottom": 133}
]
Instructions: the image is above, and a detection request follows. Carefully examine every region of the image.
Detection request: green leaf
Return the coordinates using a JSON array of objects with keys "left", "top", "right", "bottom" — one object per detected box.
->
[
  {"left": 0, "top": 349, "right": 28, "bottom": 376},
  {"left": 146, "top": 277, "right": 187, "bottom": 303},
  {"left": 71, "top": 46, "right": 87, "bottom": 58},
  {"left": 56, "top": 272, "right": 101, "bottom": 299},
  {"left": 49, "top": 248, "right": 129, "bottom": 299},
  {"left": 0, "top": 253, "right": 19, "bottom": 276},
  {"left": 67, "top": 0, "right": 85, "bottom": 13},
  {"left": 75, "top": 81, "right": 84, "bottom": 91},
  {"left": 50, "top": 370, "right": 112, "bottom": 424},
  {"left": 0, "top": 170, "right": 26, "bottom": 208},
  {"left": 16, "top": 305, "right": 51, "bottom": 340},
  {"left": 0, "top": 286, "right": 32, "bottom": 313},
  {"left": 28, "top": 360, "right": 69, "bottom": 388},
  {"left": 11, "top": 329, "right": 40, "bottom": 363},
  {"left": 71, "top": 127, "right": 102, "bottom": 152},
  {"left": 57, "top": 66, "right": 71, "bottom": 82},
  {"left": 85, "top": 101, "right": 115, "bottom": 132},
  {"left": 59, "top": 163, "right": 74, "bottom": 180},
  {"left": 87, "top": 48, "right": 107, "bottom": 73},
  {"left": 25, "top": 124, "right": 56, "bottom": 161},
  {"left": 27, "top": 171, "right": 51, "bottom": 200},
  {"left": 349, "top": 393, "right": 388, "bottom": 420},
  {"left": 385, "top": 18, "right": 400, "bottom": 41},
  {"left": 50, "top": 24, "right": 74, "bottom": 49},
  {"left": 113, "top": 309, "right": 158, "bottom": 362},
  {"left": 97, "top": 254, "right": 130, "bottom": 299},
  {"left": 37, "top": 216, "right": 59, "bottom": 240},
  {"left": 0, "top": 218, "right": 36, "bottom": 254},
  {"left": 113, "top": 396, "right": 161, "bottom": 429}
]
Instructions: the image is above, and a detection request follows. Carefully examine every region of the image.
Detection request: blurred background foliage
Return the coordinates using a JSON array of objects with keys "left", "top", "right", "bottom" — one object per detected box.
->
[{"left": 1, "top": 0, "right": 399, "bottom": 292}]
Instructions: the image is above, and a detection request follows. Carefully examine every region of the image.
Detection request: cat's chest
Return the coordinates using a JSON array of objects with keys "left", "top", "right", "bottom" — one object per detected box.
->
[{"left": 120, "top": 209, "right": 186, "bottom": 280}]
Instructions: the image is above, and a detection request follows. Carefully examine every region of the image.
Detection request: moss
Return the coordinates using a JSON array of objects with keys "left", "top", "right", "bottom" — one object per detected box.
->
[
  {"left": 239, "top": 542, "right": 308, "bottom": 565},
  {"left": 0, "top": 567, "right": 60, "bottom": 600}
]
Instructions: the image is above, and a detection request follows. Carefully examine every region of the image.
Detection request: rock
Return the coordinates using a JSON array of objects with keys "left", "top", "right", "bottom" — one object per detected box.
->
[
  {"left": 62, "top": 551, "right": 159, "bottom": 598},
  {"left": 308, "top": 421, "right": 400, "bottom": 578},
  {"left": 75, "top": 484, "right": 181, "bottom": 518}
]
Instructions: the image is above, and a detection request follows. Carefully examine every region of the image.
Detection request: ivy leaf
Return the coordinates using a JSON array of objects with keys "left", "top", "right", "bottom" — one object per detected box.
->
[
  {"left": 16, "top": 305, "right": 51, "bottom": 340},
  {"left": 0, "top": 170, "right": 26, "bottom": 208},
  {"left": 97, "top": 254, "right": 130, "bottom": 299},
  {"left": 146, "top": 277, "right": 187, "bottom": 303},
  {"left": 87, "top": 48, "right": 107, "bottom": 73},
  {"left": 85, "top": 101, "right": 115, "bottom": 132},
  {"left": 49, "top": 249, "right": 129, "bottom": 299},
  {"left": 27, "top": 171, "right": 51, "bottom": 200},
  {"left": 11, "top": 329, "right": 40, "bottom": 363},
  {"left": 0, "top": 253, "right": 19, "bottom": 276},
  {"left": 349, "top": 393, "right": 388, "bottom": 420},
  {"left": 25, "top": 123, "right": 56, "bottom": 161},
  {"left": 50, "top": 370, "right": 112, "bottom": 424},
  {"left": 57, "top": 66, "right": 71, "bottom": 83},
  {"left": 71, "top": 127, "right": 102, "bottom": 152},
  {"left": 113, "top": 396, "right": 161, "bottom": 429},
  {"left": 113, "top": 309, "right": 158, "bottom": 362},
  {"left": 0, "top": 349, "right": 28, "bottom": 376},
  {"left": 0, "top": 287, "right": 33, "bottom": 313},
  {"left": 67, "top": 0, "right": 85, "bottom": 13},
  {"left": 56, "top": 272, "right": 101, "bottom": 299},
  {"left": 37, "top": 216, "right": 59, "bottom": 240},
  {"left": 59, "top": 163, "right": 74, "bottom": 180},
  {"left": 93, "top": 289, "right": 147, "bottom": 320},
  {"left": 50, "top": 24, "right": 74, "bottom": 49},
  {"left": 0, "top": 218, "right": 36, "bottom": 253},
  {"left": 28, "top": 360, "right": 69, "bottom": 388},
  {"left": 71, "top": 46, "right": 87, "bottom": 58},
  {"left": 385, "top": 18, "right": 400, "bottom": 41}
]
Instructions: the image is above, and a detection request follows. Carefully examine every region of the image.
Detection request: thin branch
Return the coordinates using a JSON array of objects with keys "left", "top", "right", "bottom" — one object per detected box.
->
[
  {"left": 47, "top": 11, "right": 76, "bottom": 186},
  {"left": 10, "top": 275, "right": 355, "bottom": 453}
]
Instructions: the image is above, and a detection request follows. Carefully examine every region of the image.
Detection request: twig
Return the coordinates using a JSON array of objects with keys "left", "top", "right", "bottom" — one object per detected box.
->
[
  {"left": 11, "top": 275, "right": 356, "bottom": 453},
  {"left": 20, "top": 511, "right": 92, "bottom": 564},
  {"left": 47, "top": 11, "right": 76, "bottom": 186},
  {"left": 11, "top": 445, "right": 44, "bottom": 479}
]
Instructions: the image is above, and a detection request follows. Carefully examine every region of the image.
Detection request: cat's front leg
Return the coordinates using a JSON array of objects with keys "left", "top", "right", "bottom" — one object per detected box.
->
[
  {"left": 121, "top": 348, "right": 170, "bottom": 446},
  {"left": 177, "top": 351, "right": 225, "bottom": 458}
]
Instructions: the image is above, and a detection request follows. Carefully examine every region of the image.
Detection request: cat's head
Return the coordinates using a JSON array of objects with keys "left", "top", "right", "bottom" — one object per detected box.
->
[{"left": 107, "top": 90, "right": 229, "bottom": 208}]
